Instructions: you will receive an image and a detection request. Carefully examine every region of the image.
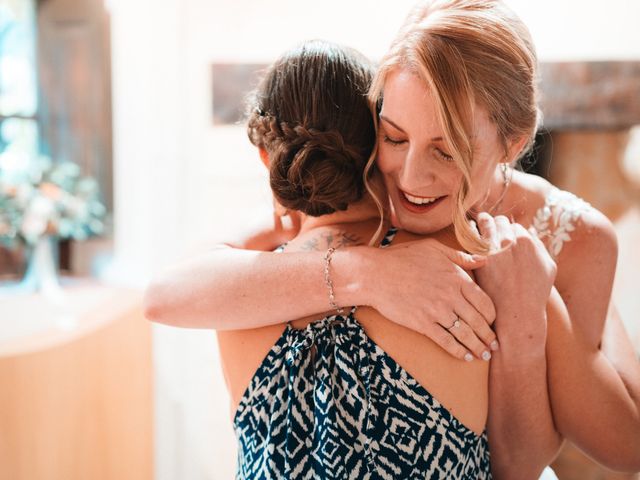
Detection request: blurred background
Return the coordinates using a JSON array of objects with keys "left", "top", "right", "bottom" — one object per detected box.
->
[{"left": 0, "top": 0, "right": 639, "bottom": 479}]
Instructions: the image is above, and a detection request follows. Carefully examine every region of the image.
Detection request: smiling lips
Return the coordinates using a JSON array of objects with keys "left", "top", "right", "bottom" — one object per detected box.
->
[{"left": 398, "top": 189, "right": 447, "bottom": 213}]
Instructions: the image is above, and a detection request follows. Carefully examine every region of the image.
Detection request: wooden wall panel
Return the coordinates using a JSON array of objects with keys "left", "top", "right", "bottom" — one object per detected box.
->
[{"left": 0, "top": 285, "right": 153, "bottom": 480}]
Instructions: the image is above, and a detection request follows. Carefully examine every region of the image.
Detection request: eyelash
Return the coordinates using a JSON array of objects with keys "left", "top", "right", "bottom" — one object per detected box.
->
[
  {"left": 382, "top": 135, "right": 405, "bottom": 146},
  {"left": 434, "top": 148, "right": 454, "bottom": 162},
  {"left": 382, "top": 133, "right": 455, "bottom": 162}
]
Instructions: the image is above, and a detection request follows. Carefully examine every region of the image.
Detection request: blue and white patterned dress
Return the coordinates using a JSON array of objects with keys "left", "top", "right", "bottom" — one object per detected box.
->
[{"left": 233, "top": 228, "right": 491, "bottom": 479}]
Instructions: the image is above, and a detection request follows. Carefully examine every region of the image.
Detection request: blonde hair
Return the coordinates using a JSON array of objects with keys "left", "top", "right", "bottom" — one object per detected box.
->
[{"left": 366, "top": 0, "right": 540, "bottom": 253}]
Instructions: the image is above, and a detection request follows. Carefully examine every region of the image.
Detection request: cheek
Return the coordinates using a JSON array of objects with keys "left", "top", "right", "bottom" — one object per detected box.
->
[
  {"left": 446, "top": 171, "right": 466, "bottom": 195},
  {"left": 375, "top": 141, "right": 403, "bottom": 176}
]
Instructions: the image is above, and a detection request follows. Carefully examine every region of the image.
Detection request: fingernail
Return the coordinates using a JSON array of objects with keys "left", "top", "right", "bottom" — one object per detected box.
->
[
  {"left": 482, "top": 351, "right": 492, "bottom": 361},
  {"left": 490, "top": 340, "right": 499, "bottom": 351},
  {"left": 464, "top": 353, "right": 474, "bottom": 362}
]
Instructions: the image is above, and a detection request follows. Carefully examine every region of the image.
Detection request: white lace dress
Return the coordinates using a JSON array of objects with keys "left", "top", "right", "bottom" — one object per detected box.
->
[{"left": 530, "top": 188, "right": 593, "bottom": 258}]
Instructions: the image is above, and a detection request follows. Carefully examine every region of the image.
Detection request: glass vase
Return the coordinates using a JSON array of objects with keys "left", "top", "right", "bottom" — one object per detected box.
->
[{"left": 0, "top": 235, "right": 64, "bottom": 302}]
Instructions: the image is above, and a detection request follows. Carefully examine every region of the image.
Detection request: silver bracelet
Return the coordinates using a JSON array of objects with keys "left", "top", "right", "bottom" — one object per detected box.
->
[{"left": 323, "top": 247, "right": 344, "bottom": 315}]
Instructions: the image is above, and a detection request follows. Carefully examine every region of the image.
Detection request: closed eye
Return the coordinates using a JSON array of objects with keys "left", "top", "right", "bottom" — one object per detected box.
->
[
  {"left": 435, "top": 148, "right": 454, "bottom": 162},
  {"left": 383, "top": 135, "right": 406, "bottom": 146}
]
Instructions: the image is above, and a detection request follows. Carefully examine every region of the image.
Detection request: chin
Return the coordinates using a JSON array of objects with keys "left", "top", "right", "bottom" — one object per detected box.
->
[{"left": 393, "top": 211, "right": 451, "bottom": 235}]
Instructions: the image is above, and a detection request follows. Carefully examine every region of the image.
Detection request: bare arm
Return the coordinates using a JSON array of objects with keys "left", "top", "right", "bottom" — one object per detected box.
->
[
  {"left": 546, "top": 288, "right": 640, "bottom": 472},
  {"left": 601, "top": 304, "right": 640, "bottom": 409},
  {"left": 487, "top": 304, "right": 563, "bottom": 480},
  {"left": 481, "top": 208, "right": 640, "bottom": 475},
  {"left": 144, "top": 244, "right": 370, "bottom": 330},
  {"left": 474, "top": 214, "right": 562, "bottom": 479},
  {"left": 546, "top": 210, "right": 640, "bottom": 471},
  {"left": 144, "top": 221, "right": 498, "bottom": 358}
]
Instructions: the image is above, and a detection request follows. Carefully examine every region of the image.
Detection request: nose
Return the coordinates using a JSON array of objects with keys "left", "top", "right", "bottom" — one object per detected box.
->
[{"left": 399, "top": 146, "right": 436, "bottom": 191}]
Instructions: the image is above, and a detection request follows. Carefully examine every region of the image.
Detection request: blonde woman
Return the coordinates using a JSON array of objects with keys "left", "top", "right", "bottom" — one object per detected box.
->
[{"left": 145, "top": 1, "right": 640, "bottom": 478}]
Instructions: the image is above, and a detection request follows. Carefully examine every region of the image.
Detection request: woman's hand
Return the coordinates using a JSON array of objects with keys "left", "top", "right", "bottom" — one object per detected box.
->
[
  {"left": 362, "top": 238, "right": 498, "bottom": 361},
  {"left": 474, "top": 213, "right": 557, "bottom": 351}
]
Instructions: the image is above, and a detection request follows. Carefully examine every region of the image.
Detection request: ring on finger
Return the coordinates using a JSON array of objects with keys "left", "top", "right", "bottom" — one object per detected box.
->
[{"left": 445, "top": 316, "right": 461, "bottom": 330}]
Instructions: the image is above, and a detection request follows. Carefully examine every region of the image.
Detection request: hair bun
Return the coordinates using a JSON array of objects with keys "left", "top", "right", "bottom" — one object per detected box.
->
[
  {"left": 269, "top": 122, "right": 365, "bottom": 216},
  {"left": 245, "top": 41, "right": 376, "bottom": 217}
]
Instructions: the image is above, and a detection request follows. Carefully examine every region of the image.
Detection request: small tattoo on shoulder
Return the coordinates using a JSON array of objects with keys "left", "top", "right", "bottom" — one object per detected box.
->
[
  {"left": 321, "top": 231, "right": 335, "bottom": 249},
  {"left": 297, "top": 229, "right": 364, "bottom": 252},
  {"left": 336, "top": 232, "right": 362, "bottom": 247},
  {"left": 300, "top": 237, "right": 320, "bottom": 251}
]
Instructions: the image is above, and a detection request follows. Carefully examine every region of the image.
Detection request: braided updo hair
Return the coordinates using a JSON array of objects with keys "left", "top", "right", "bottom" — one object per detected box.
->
[{"left": 246, "top": 40, "right": 376, "bottom": 217}]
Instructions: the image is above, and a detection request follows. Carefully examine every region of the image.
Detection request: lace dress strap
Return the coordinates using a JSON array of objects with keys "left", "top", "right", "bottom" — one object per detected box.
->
[{"left": 531, "top": 188, "right": 592, "bottom": 258}]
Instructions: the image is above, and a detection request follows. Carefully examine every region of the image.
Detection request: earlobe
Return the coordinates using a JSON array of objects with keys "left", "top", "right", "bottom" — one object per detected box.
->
[{"left": 259, "top": 148, "right": 270, "bottom": 168}]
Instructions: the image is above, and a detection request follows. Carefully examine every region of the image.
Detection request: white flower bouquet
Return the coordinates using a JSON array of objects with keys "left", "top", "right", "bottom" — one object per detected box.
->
[{"left": 0, "top": 156, "right": 106, "bottom": 248}]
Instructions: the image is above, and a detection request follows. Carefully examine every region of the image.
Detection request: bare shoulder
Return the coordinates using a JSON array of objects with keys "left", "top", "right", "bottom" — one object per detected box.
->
[
  {"left": 560, "top": 205, "right": 618, "bottom": 259},
  {"left": 537, "top": 187, "right": 617, "bottom": 265},
  {"left": 543, "top": 196, "right": 617, "bottom": 345},
  {"left": 549, "top": 202, "right": 617, "bottom": 312},
  {"left": 507, "top": 170, "right": 617, "bottom": 262},
  {"left": 504, "top": 169, "right": 556, "bottom": 223}
]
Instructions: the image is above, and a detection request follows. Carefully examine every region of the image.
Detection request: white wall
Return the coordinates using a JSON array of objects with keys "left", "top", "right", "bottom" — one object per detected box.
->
[
  {"left": 510, "top": 0, "right": 640, "bottom": 62},
  {"left": 192, "top": 0, "right": 640, "bottom": 63},
  {"left": 106, "top": 1, "right": 640, "bottom": 479}
]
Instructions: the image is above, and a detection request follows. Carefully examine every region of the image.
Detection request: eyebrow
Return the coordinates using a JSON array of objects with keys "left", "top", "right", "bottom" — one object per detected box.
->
[{"left": 379, "top": 115, "right": 443, "bottom": 142}]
